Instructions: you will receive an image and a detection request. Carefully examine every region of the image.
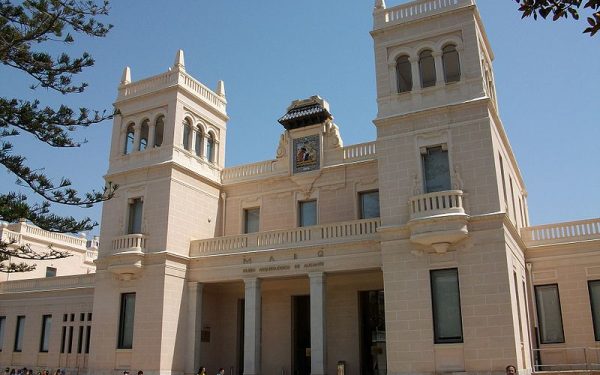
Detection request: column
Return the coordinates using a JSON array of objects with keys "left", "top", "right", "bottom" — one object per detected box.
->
[
  {"left": 409, "top": 57, "right": 421, "bottom": 91},
  {"left": 310, "top": 272, "right": 327, "bottom": 375},
  {"left": 186, "top": 282, "right": 204, "bottom": 375},
  {"left": 148, "top": 122, "right": 156, "bottom": 149},
  {"left": 244, "top": 278, "right": 261, "bottom": 375},
  {"left": 132, "top": 123, "right": 142, "bottom": 152},
  {"left": 433, "top": 51, "right": 445, "bottom": 86}
]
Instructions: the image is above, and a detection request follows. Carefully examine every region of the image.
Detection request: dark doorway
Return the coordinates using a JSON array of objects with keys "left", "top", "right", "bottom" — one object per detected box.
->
[
  {"left": 237, "top": 299, "right": 245, "bottom": 375},
  {"left": 359, "top": 290, "right": 387, "bottom": 375},
  {"left": 292, "top": 295, "right": 311, "bottom": 375}
]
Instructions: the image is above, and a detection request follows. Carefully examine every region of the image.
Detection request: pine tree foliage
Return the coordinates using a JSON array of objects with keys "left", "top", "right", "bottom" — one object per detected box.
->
[
  {"left": 515, "top": 0, "right": 600, "bottom": 36},
  {"left": 0, "top": 0, "right": 116, "bottom": 273}
]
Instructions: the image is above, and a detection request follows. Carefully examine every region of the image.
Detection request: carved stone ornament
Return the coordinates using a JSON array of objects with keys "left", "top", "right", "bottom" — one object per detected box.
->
[
  {"left": 325, "top": 120, "right": 343, "bottom": 148},
  {"left": 452, "top": 164, "right": 464, "bottom": 190},
  {"left": 276, "top": 132, "right": 289, "bottom": 159},
  {"left": 412, "top": 173, "right": 422, "bottom": 195}
]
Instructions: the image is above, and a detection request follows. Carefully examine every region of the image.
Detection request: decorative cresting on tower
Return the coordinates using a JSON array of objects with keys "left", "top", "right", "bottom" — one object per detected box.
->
[{"left": 99, "top": 49, "right": 229, "bottom": 277}]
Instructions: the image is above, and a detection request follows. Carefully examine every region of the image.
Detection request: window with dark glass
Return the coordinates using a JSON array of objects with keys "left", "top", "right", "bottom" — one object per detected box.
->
[
  {"left": 419, "top": 49, "right": 436, "bottom": 88},
  {"left": 430, "top": 268, "right": 463, "bottom": 343},
  {"left": 442, "top": 44, "right": 461, "bottom": 83},
  {"left": 298, "top": 200, "right": 317, "bottom": 227},
  {"left": 183, "top": 119, "right": 192, "bottom": 151},
  {"left": 0, "top": 316, "right": 5, "bottom": 351},
  {"left": 67, "top": 326, "right": 73, "bottom": 353},
  {"left": 195, "top": 129, "right": 203, "bottom": 157},
  {"left": 14, "top": 315, "right": 25, "bottom": 352},
  {"left": 85, "top": 325, "right": 91, "bottom": 353},
  {"left": 127, "top": 198, "right": 143, "bottom": 234},
  {"left": 40, "top": 315, "right": 51, "bottom": 352},
  {"left": 535, "top": 284, "right": 565, "bottom": 344},
  {"left": 124, "top": 124, "right": 135, "bottom": 155},
  {"left": 154, "top": 116, "right": 164, "bottom": 147},
  {"left": 60, "top": 326, "right": 66, "bottom": 353},
  {"left": 589, "top": 280, "right": 600, "bottom": 341},
  {"left": 46, "top": 266, "right": 57, "bottom": 277},
  {"left": 118, "top": 293, "right": 136, "bottom": 349},
  {"left": 77, "top": 325, "right": 84, "bottom": 353},
  {"left": 244, "top": 208, "right": 260, "bottom": 234},
  {"left": 422, "top": 146, "right": 451, "bottom": 193},
  {"left": 139, "top": 119, "right": 149, "bottom": 151},
  {"left": 396, "top": 55, "right": 412, "bottom": 93},
  {"left": 206, "top": 133, "right": 215, "bottom": 162},
  {"left": 359, "top": 191, "right": 380, "bottom": 219}
]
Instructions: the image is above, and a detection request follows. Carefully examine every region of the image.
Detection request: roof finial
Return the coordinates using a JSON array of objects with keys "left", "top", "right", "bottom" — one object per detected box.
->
[
  {"left": 120, "top": 66, "right": 131, "bottom": 85},
  {"left": 216, "top": 80, "right": 226, "bottom": 97},
  {"left": 174, "top": 49, "right": 185, "bottom": 71},
  {"left": 375, "top": 0, "right": 386, "bottom": 10}
]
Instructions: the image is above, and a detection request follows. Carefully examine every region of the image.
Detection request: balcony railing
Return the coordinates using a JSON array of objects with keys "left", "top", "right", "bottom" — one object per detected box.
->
[
  {"left": 112, "top": 234, "right": 147, "bottom": 253},
  {"left": 342, "top": 141, "right": 377, "bottom": 163},
  {"left": 190, "top": 218, "right": 379, "bottom": 257},
  {"left": 409, "top": 190, "right": 465, "bottom": 220},
  {"left": 522, "top": 218, "right": 600, "bottom": 247},
  {"left": 0, "top": 274, "right": 95, "bottom": 294}
]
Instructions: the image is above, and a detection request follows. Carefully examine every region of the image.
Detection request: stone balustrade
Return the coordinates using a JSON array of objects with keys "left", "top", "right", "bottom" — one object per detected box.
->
[
  {"left": 118, "top": 69, "right": 227, "bottom": 113},
  {"left": 374, "top": 0, "right": 474, "bottom": 29},
  {"left": 0, "top": 274, "right": 95, "bottom": 294},
  {"left": 112, "top": 233, "right": 148, "bottom": 253},
  {"left": 409, "top": 190, "right": 465, "bottom": 220},
  {"left": 342, "top": 141, "right": 377, "bottom": 162},
  {"left": 0, "top": 221, "right": 87, "bottom": 249},
  {"left": 222, "top": 159, "right": 277, "bottom": 183},
  {"left": 190, "top": 218, "right": 379, "bottom": 256},
  {"left": 522, "top": 218, "right": 600, "bottom": 246}
]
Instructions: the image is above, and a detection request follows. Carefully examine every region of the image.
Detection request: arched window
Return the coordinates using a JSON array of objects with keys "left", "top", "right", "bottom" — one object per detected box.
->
[
  {"left": 182, "top": 118, "right": 192, "bottom": 151},
  {"left": 206, "top": 132, "right": 215, "bottom": 163},
  {"left": 154, "top": 116, "right": 164, "bottom": 147},
  {"left": 124, "top": 123, "right": 135, "bottom": 155},
  {"left": 396, "top": 55, "right": 412, "bottom": 93},
  {"left": 194, "top": 128, "right": 203, "bottom": 157},
  {"left": 139, "top": 120, "right": 149, "bottom": 151},
  {"left": 442, "top": 44, "right": 461, "bottom": 83},
  {"left": 419, "top": 49, "right": 436, "bottom": 88}
]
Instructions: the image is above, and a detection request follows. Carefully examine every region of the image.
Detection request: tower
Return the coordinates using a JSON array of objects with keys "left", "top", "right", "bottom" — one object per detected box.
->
[
  {"left": 372, "top": 1, "right": 531, "bottom": 374},
  {"left": 89, "top": 51, "right": 228, "bottom": 375}
]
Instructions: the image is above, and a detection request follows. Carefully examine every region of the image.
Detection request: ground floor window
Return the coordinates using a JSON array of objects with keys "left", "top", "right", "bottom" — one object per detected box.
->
[
  {"left": 14, "top": 316, "right": 25, "bottom": 352},
  {"left": 589, "top": 280, "right": 600, "bottom": 341},
  {"left": 535, "top": 284, "right": 565, "bottom": 344},
  {"left": 359, "top": 290, "right": 386, "bottom": 375},
  {"left": 430, "top": 268, "right": 463, "bottom": 343},
  {"left": 118, "top": 293, "right": 136, "bottom": 349},
  {"left": 39, "top": 315, "right": 51, "bottom": 352}
]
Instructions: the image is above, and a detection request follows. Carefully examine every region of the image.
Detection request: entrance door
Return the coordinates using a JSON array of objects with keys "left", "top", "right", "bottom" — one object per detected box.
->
[
  {"left": 359, "top": 290, "right": 387, "bottom": 375},
  {"left": 292, "top": 295, "right": 311, "bottom": 375}
]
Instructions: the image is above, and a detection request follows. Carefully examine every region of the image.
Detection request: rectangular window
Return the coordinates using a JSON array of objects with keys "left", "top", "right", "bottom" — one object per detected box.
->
[
  {"left": 499, "top": 154, "right": 508, "bottom": 208},
  {"left": 80, "top": 313, "right": 85, "bottom": 322},
  {"left": 244, "top": 208, "right": 260, "bottom": 234},
  {"left": 430, "top": 268, "right": 463, "bottom": 343},
  {"left": 60, "top": 326, "right": 66, "bottom": 353},
  {"left": 87, "top": 313, "right": 93, "bottom": 321},
  {"left": 510, "top": 177, "right": 517, "bottom": 224},
  {"left": 118, "top": 293, "right": 136, "bottom": 349},
  {"left": 39, "top": 315, "right": 52, "bottom": 352},
  {"left": 588, "top": 280, "right": 600, "bottom": 341},
  {"left": 127, "top": 198, "right": 143, "bottom": 234},
  {"left": 14, "top": 316, "right": 25, "bottom": 352},
  {"left": 359, "top": 190, "right": 380, "bottom": 219},
  {"left": 45, "top": 267, "right": 57, "bottom": 277},
  {"left": 77, "top": 325, "right": 84, "bottom": 353},
  {"left": 422, "top": 146, "right": 451, "bottom": 193},
  {"left": 535, "top": 284, "right": 565, "bottom": 344},
  {"left": 298, "top": 200, "right": 317, "bottom": 227},
  {"left": 0, "top": 316, "right": 5, "bottom": 351},
  {"left": 85, "top": 326, "right": 91, "bottom": 354},
  {"left": 67, "top": 326, "right": 73, "bottom": 353}
]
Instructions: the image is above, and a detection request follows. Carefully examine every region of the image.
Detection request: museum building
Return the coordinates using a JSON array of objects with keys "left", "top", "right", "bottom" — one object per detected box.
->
[{"left": 1, "top": 1, "right": 600, "bottom": 375}]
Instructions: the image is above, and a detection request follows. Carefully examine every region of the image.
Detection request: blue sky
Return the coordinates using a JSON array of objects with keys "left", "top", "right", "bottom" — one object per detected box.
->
[{"left": 1, "top": 0, "right": 599, "bottom": 236}]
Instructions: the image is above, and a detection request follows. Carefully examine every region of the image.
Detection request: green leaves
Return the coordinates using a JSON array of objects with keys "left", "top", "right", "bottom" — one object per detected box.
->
[
  {"left": 0, "top": 0, "right": 115, "bottom": 272},
  {"left": 514, "top": 0, "right": 600, "bottom": 36}
]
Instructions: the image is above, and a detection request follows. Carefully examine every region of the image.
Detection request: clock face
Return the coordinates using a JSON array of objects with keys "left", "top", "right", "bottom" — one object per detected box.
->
[{"left": 293, "top": 135, "right": 320, "bottom": 173}]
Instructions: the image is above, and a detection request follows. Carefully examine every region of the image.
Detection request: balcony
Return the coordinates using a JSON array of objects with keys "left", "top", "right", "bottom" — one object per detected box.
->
[
  {"left": 407, "top": 190, "right": 468, "bottom": 253},
  {"left": 373, "top": 0, "right": 475, "bottom": 30},
  {"left": 108, "top": 234, "right": 148, "bottom": 279},
  {"left": 190, "top": 218, "right": 380, "bottom": 257},
  {"left": 111, "top": 233, "right": 147, "bottom": 253}
]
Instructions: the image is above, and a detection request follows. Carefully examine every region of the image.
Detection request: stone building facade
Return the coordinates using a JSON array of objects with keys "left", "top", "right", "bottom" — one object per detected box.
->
[{"left": 1, "top": 1, "right": 600, "bottom": 375}]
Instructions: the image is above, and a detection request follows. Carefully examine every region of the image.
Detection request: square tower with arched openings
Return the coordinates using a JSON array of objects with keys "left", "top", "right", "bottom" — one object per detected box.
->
[{"left": 372, "top": 1, "right": 531, "bottom": 374}]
